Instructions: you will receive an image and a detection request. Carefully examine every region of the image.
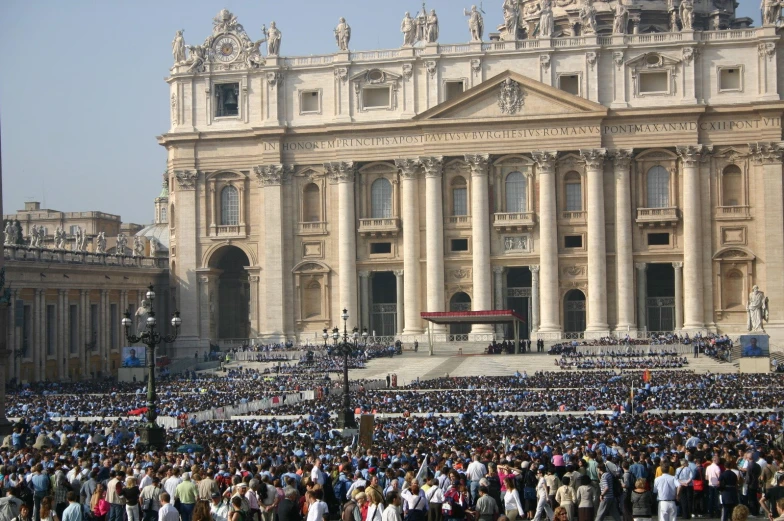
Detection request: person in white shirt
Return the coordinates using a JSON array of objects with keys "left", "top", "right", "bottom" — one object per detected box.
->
[
  {"left": 157, "top": 493, "right": 179, "bottom": 521},
  {"left": 310, "top": 460, "right": 325, "bottom": 487},
  {"left": 163, "top": 471, "right": 182, "bottom": 500},
  {"left": 382, "top": 492, "right": 403, "bottom": 521},
  {"left": 305, "top": 490, "right": 328, "bottom": 521},
  {"left": 466, "top": 456, "right": 488, "bottom": 507},
  {"left": 653, "top": 463, "right": 680, "bottom": 521},
  {"left": 402, "top": 482, "right": 429, "bottom": 518},
  {"left": 503, "top": 477, "right": 525, "bottom": 521},
  {"left": 210, "top": 492, "right": 230, "bottom": 521},
  {"left": 347, "top": 472, "right": 368, "bottom": 500}
]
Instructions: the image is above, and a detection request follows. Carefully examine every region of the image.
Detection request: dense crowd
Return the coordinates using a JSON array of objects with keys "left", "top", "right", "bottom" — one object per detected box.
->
[{"left": 554, "top": 353, "right": 689, "bottom": 370}]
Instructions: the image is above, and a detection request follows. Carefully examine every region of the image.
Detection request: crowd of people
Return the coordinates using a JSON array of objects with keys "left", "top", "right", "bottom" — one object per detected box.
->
[{"left": 554, "top": 353, "right": 689, "bottom": 370}]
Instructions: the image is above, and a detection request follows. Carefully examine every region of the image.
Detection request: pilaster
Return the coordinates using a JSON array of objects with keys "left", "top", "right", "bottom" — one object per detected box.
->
[{"left": 173, "top": 170, "right": 201, "bottom": 345}]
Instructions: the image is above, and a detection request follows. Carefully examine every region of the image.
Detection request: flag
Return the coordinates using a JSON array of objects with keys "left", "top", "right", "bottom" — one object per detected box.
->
[{"left": 416, "top": 454, "right": 429, "bottom": 485}]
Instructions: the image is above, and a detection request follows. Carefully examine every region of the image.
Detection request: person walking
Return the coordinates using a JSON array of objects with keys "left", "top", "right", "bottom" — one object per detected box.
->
[
  {"left": 631, "top": 479, "right": 652, "bottom": 521},
  {"left": 653, "top": 463, "right": 680, "bottom": 521},
  {"left": 175, "top": 474, "right": 199, "bottom": 521},
  {"left": 718, "top": 462, "right": 740, "bottom": 521},
  {"left": 595, "top": 464, "right": 621, "bottom": 521}
]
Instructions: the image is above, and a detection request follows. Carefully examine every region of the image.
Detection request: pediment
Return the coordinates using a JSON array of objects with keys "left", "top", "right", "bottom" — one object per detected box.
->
[
  {"left": 625, "top": 52, "right": 681, "bottom": 69},
  {"left": 415, "top": 70, "right": 607, "bottom": 122}
]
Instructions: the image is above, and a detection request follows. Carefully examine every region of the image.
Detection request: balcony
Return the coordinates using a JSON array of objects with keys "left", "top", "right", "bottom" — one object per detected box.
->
[
  {"left": 636, "top": 207, "right": 680, "bottom": 227},
  {"left": 358, "top": 217, "right": 400, "bottom": 237},
  {"left": 297, "top": 221, "right": 327, "bottom": 235},
  {"left": 715, "top": 206, "right": 751, "bottom": 220},
  {"left": 447, "top": 215, "right": 472, "bottom": 229},
  {"left": 493, "top": 212, "right": 536, "bottom": 232},
  {"left": 214, "top": 225, "right": 247, "bottom": 238},
  {"left": 559, "top": 210, "right": 587, "bottom": 224}
]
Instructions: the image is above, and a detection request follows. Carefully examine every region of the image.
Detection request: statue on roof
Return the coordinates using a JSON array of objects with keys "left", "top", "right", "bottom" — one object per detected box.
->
[
  {"left": 402, "top": 12, "right": 417, "bottom": 46},
  {"left": 4, "top": 221, "right": 13, "bottom": 246},
  {"left": 501, "top": 0, "right": 521, "bottom": 41},
  {"left": 54, "top": 226, "right": 66, "bottom": 250},
  {"left": 172, "top": 30, "right": 186, "bottom": 64},
  {"left": 213, "top": 9, "right": 242, "bottom": 35},
  {"left": 335, "top": 17, "right": 352, "bottom": 51},
  {"left": 426, "top": 10, "right": 439, "bottom": 42},
  {"left": 463, "top": 5, "right": 484, "bottom": 41},
  {"left": 613, "top": 2, "right": 629, "bottom": 34},
  {"left": 95, "top": 232, "right": 107, "bottom": 254},
  {"left": 266, "top": 22, "right": 282, "bottom": 55},
  {"left": 539, "top": 0, "right": 554, "bottom": 37},
  {"left": 579, "top": 0, "right": 597, "bottom": 35},
  {"left": 762, "top": 0, "right": 781, "bottom": 25},
  {"left": 679, "top": 0, "right": 694, "bottom": 29}
]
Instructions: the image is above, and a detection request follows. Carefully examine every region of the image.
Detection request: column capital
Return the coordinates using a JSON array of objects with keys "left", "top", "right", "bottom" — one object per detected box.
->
[
  {"left": 672, "top": 261, "right": 684, "bottom": 269},
  {"left": 58, "top": 288, "right": 67, "bottom": 296},
  {"left": 579, "top": 148, "right": 607, "bottom": 170},
  {"left": 464, "top": 153, "right": 490, "bottom": 176},
  {"left": 254, "top": 164, "right": 294, "bottom": 186},
  {"left": 80, "top": 289, "right": 89, "bottom": 296},
  {"left": 492, "top": 266, "right": 505, "bottom": 275},
  {"left": 393, "top": 269, "right": 404, "bottom": 277},
  {"left": 610, "top": 149, "right": 635, "bottom": 170},
  {"left": 748, "top": 142, "right": 784, "bottom": 164},
  {"left": 676, "top": 145, "right": 713, "bottom": 166},
  {"left": 173, "top": 170, "right": 200, "bottom": 191},
  {"left": 395, "top": 158, "right": 421, "bottom": 179},
  {"left": 419, "top": 156, "right": 444, "bottom": 178},
  {"left": 358, "top": 270, "right": 371, "bottom": 278},
  {"left": 634, "top": 262, "right": 647, "bottom": 271},
  {"left": 531, "top": 151, "right": 558, "bottom": 174},
  {"left": 324, "top": 161, "right": 356, "bottom": 183},
  {"left": 530, "top": 264, "right": 540, "bottom": 274}
]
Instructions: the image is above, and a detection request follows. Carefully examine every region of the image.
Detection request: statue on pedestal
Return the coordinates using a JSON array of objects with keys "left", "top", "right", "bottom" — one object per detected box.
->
[
  {"left": 613, "top": 2, "right": 629, "bottom": 34},
  {"left": 36, "top": 226, "right": 45, "bottom": 249},
  {"left": 116, "top": 233, "right": 127, "bottom": 256},
  {"left": 463, "top": 5, "right": 485, "bottom": 41},
  {"left": 133, "top": 236, "right": 145, "bottom": 258},
  {"left": 265, "top": 22, "right": 282, "bottom": 55},
  {"left": 149, "top": 237, "right": 162, "bottom": 256},
  {"left": 3, "top": 221, "right": 13, "bottom": 245},
  {"left": 95, "top": 232, "right": 107, "bottom": 254},
  {"left": 401, "top": 12, "right": 417, "bottom": 46},
  {"left": 172, "top": 30, "right": 186, "bottom": 64},
  {"left": 13, "top": 221, "right": 22, "bottom": 246},
  {"left": 426, "top": 10, "right": 439, "bottom": 42},
  {"left": 135, "top": 299, "right": 151, "bottom": 334},
  {"left": 763, "top": 0, "right": 781, "bottom": 26},
  {"left": 501, "top": 0, "right": 521, "bottom": 41},
  {"left": 539, "top": 0, "right": 554, "bottom": 37},
  {"left": 54, "top": 226, "right": 66, "bottom": 250},
  {"left": 679, "top": 0, "right": 694, "bottom": 29},
  {"left": 335, "top": 18, "right": 352, "bottom": 51},
  {"left": 747, "top": 285, "right": 769, "bottom": 332},
  {"left": 29, "top": 225, "right": 39, "bottom": 248},
  {"left": 579, "top": 0, "right": 598, "bottom": 35}
]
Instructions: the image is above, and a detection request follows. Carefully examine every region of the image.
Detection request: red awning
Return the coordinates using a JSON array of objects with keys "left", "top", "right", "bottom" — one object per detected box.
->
[{"left": 420, "top": 310, "right": 527, "bottom": 325}]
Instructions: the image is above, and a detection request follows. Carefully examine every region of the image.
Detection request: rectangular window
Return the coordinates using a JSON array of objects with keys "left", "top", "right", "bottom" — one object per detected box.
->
[
  {"left": 22, "top": 305, "right": 32, "bottom": 357},
  {"left": 565, "top": 183, "right": 582, "bottom": 211},
  {"left": 451, "top": 238, "right": 469, "bottom": 252},
  {"left": 559, "top": 74, "right": 580, "bottom": 96},
  {"left": 445, "top": 80, "right": 465, "bottom": 101},
  {"left": 564, "top": 235, "right": 583, "bottom": 248},
  {"left": 46, "top": 304, "right": 56, "bottom": 356},
  {"left": 90, "top": 304, "right": 99, "bottom": 350},
  {"left": 69, "top": 305, "right": 78, "bottom": 355},
  {"left": 719, "top": 67, "right": 741, "bottom": 92},
  {"left": 215, "top": 83, "right": 239, "bottom": 118},
  {"left": 110, "top": 303, "right": 118, "bottom": 351},
  {"left": 69, "top": 225, "right": 79, "bottom": 235},
  {"left": 363, "top": 87, "right": 391, "bottom": 109},
  {"left": 370, "top": 242, "right": 392, "bottom": 254},
  {"left": 453, "top": 188, "right": 468, "bottom": 216},
  {"left": 648, "top": 232, "right": 670, "bottom": 246},
  {"left": 300, "top": 90, "right": 321, "bottom": 113},
  {"left": 639, "top": 72, "right": 669, "bottom": 94}
]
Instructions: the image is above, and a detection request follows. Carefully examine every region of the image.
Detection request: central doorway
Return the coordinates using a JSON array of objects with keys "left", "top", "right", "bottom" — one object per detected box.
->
[
  {"left": 370, "top": 272, "right": 397, "bottom": 337},
  {"left": 563, "top": 289, "right": 586, "bottom": 335},
  {"left": 505, "top": 267, "right": 531, "bottom": 340},
  {"left": 211, "top": 246, "right": 251, "bottom": 339},
  {"left": 646, "top": 263, "right": 675, "bottom": 332},
  {"left": 449, "top": 292, "right": 472, "bottom": 335}
]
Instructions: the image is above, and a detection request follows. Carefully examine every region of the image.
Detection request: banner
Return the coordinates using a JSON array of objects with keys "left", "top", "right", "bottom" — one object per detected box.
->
[
  {"left": 122, "top": 346, "right": 146, "bottom": 367},
  {"left": 739, "top": 334, "right": 769, "bottom": 357}
]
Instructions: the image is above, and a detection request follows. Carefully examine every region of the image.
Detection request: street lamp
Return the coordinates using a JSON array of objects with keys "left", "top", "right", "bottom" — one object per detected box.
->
[
  {"left": 122, "top": 283, "right": 181, "bottom": 449},
  {"left": 332, "top": 308, "right": 359, "bottom": 429}
]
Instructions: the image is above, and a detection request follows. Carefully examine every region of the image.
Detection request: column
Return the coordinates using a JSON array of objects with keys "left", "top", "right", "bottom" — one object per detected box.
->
[
  {"left": 101, "top": 289, "right": 109, "bottom": 375},
  {"left": 421, "top": 156, "right": 446, "bottom": 333},
  {"left": 493, "top": 266, "right": 505, "bottom": 337},
  {"left": 532, "top": 151, "right": 561, "bottom": 333},
  {"left": 394, "top": 270, "right": 404, "bottom": 335},
  {"left": 9, "top": 290, "right": 18, "bottom": 383},
  {"left": 245, "top": 268, "right": 261, "bottom": 337},
  {"left": 58, "top": 289, "right": 67, "bottom": 380},
  {"left": 465, "top": 154, "right": 493, "bottom": 334},
  {"left": 396, "top": 159, "right": 423, "bottom": 335},
  {"left": 673, "top": 262, "right": 684, "bottom": 331},
  {"left": 359, "top": 271, "right": 370, "bottom": 332},
  {"left": 255, "top": 164, "right": 289, "bottom": 339},
  {"left": 676, "top": 145, "right": 708, "bottom": 330},
  {"left": 34, "top": 289, "right": 44, "bottom": 382},
  {"left": 636, "top": 263, "right": 647, "bottom": 331},
  {"left": 172, "top": 170, "right": 200, "bottom": 344},
  {"left": 325, "top": 162, "right": 359, "bottom": 326},
  {"left": 581, "top": 149, "right": 609, "bottom": 334},
  {"left": 612, "top": 150, "right": 636, "bottom": 331},
  {"left": 81, "top": 290, "right": 90, "bottom": 379},
  {"left": 530, "top": 265, "right": 540, "bottom": 332}
]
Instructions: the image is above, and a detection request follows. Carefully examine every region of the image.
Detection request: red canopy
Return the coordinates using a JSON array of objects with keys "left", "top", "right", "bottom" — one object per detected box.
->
[{"left": 420, "top": 310, "right": 526, "bottom": 325}]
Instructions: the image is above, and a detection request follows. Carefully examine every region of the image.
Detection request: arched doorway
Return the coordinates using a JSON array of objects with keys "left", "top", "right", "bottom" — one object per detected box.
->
[
  {"left": 449, "top": 292, "right": 472, "bottom": 335},
  {"left": 210, "top": 246, "right": 251, "bottom": 339},
  {"left": 563, "top": 290, "right": 586, "bottom": 334},
  {"left": 370, "top": 272, "right": 397, "bottom": 336}
]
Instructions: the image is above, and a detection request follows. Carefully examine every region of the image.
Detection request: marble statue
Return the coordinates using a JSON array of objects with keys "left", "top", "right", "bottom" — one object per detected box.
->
[
  {"left": 679, "top": 0, "right": 694, "bottom": 30},
  {"left": 613, "top": 2, "right": 629, "bottom": 34},
  {"left": 213, "top": 9, "right": 241, "bottom": 34},
  {"left": 135, "top": 299, "right": 151, "bottom": 334},
  {"left": 13, "top": 221, "right": 22, "bottom": 246},
  {"left": 426, "top": 9, "right": 439, "bottom": 42},
  {"left": 95, "top": 232, "right": 107, "bottom": 254},
  {"left": 539, "top": 0, "right": 554, "bottom": 37},
  {"left": 133, "top": 236, "right": 145, "bottom": 258},
  {"left": 186, "top": 45, "right": 207, "bottom": 73},
  {"left": 172, "top": 30, "right": 186, "bottom": 64},
  {"left": 401, "top": 12, "right": 417, "bottom": 46},
  {"left": 3, "top": 221, "right": 13, "bottom": 245},
  {"left": 747, "top": 285, "right": 769, "bottom": 332},
  {"left": 669, "top": 8, "right": 679, "bottom": 31},
  {"left": 149, "top": 236, "right": 161, "bottom": 255},
  {"left": 501, "top": 0, "right": 521, "bottom": 40},
  {"left": 579, "top": 0, "right": 598, "bottom": 35},
  {"left": 464, "top": 5, "right": 485, "bottom": 41},
  {"left": 36, "top": 226, "right": 45, "bottom": 248},
  {"left": 73, "top": 226, "right": 83, "bottom": 252},
  {"left": 335, "top": 18, "right": 352, "bottom": 51},
  {"left": 54, "top": 226, "right": 66, "bottom": 250},
  {"left": 244, "top": 38, "right": 266, "bottom": 68},
  {"left": 116, "top": 233, "right": 127, "bottom": 256},
  {"left": 29, "top": 225, "right": 40, "bottom": 248},
  {"left": 265, "top": 22, "right": 281, "bottom": 55},
  {"left": 763, "top": 0, "right": 781, "bottom": 25}
]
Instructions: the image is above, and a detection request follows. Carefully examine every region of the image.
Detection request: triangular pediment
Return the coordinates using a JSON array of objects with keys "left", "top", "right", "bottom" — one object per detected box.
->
[{"left": 415, "top": 70, "right": 607, "bottom": 122}]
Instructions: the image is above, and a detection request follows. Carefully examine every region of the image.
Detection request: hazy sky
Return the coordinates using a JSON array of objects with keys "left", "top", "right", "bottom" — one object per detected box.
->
[{"left": 0, "top": 0, "right": 761, "bottom": 224}]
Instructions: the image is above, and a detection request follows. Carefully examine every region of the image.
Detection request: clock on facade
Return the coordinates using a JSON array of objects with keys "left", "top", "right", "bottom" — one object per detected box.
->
[{"left": 214, "top": 36, "right": 240, "bottom": 62}]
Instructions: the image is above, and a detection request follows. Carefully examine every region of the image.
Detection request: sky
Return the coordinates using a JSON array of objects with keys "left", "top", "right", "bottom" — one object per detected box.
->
[{"left": 0, "top": 0, "right": 761, "bottom": 225}]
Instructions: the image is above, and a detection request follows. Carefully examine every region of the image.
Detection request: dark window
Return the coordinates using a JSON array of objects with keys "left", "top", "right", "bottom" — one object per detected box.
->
[
  {"left": 451, "top": 238, "right": 469, "bottom": 252},
  {"left": 370, "top": 242, "right": 392, "bottom": 254},
  {"left": 648, "top": 233, "right": 670, "bottom": 246},
  {"left": 564, "top": 235, "right": 583, "bottom": 248},
  {"left": 216, "top": 83, "right": 239, "bottom": 117}
]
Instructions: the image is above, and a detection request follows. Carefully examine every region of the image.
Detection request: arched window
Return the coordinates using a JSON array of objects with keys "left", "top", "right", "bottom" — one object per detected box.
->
[
  {"left": 505, "top": 171, "right": 527, "bottom": 213},
  {"left": 564, "top": 172, "right": 582, "bottom": 211},
  {"left": 722, "top": 165, "right": 743, "bottom": 206},
  {"left": 303, "top": 280, "right": 322, "bottom": 318},
  {"left": 160, "top": 207, "right": 167, "bottom": 223},
  {"left": 724, "top": 269, "right": 743, "bottom": 309},
  {"left": 303, "top": 183, "right": 321, "bottom": 222},
  {"left": 646, "top": 166, "right": 670, "bottom": 208},
  {"left": 370, "top": 178, "right": 393, "bottom": 219},
  {"left": 220, "top": 186, "right": 239, "bottom": 226},
  {"left": 452, "top": 176, "right": 468, "bottom": 216}
]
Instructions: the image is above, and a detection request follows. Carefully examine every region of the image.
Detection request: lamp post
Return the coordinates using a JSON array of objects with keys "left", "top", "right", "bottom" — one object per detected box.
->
[
  {"left": 122, "top": 284, "right": 181, "bottom": 449},
  {"left": 332, "top": 308, "right": 359, "bottom": 430}
]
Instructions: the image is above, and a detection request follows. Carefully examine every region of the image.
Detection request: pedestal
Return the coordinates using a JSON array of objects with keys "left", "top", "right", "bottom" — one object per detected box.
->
[
  {"left": 336, "top": 409, "right": 357, "bottom": 429},
  {"left": 140, "top": 424, "right": 166, "bottom": 450}
]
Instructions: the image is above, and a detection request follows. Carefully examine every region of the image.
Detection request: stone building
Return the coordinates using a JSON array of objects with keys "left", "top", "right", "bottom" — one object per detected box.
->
[{"left": 160, "top": 4, "right": 784, "bottom": 351}]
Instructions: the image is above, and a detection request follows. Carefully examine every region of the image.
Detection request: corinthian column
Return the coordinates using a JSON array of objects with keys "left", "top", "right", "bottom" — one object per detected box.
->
[
  {"left": 611, "top": 149, "right": 635, "bottom": 331},
  {"left": 532, "top": 151, "right": 560, "bottom": 333},
  {"left": 673, "top": 262, "right": 684, "bottom": 331},
  {"left": 530, "top": 265, "right": 540, "bottom": 332},
  {"left": 676, "top": 145, "right": 711, "bottom": 330},
  {"left": 396, "top": 159, "right": 423, "bottom": 335},
  {"left": 325, "top": 162, "right": 359, "bottom": 325},
  {"left": 636, "top": 263, "right": 647, "bottom": 331},
  {"left": 394, "top": 270, "right": 404, "bottom": 335},
  {"left": 581, "top": 149, "right": 608, "bottom": 334},
  {"left": 465, "top": 154, "right": 493, "bottom": 335},
  {"left": 421, "top": 156, "right": 445, "bottom": 332}
]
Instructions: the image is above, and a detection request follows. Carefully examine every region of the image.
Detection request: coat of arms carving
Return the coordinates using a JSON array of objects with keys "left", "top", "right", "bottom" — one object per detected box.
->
[{"left": 498, "top": 78, "right": 525, "bottom": 115}]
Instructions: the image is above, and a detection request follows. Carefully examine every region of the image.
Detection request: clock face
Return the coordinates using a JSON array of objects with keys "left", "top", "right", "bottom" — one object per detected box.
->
[{"left": 214, "top": 36, "right": 239, "bottom": 62}]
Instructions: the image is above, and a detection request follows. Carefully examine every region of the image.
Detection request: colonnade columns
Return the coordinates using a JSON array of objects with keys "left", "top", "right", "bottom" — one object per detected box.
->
[
  {"left": 673, "top": 262, "right": 684, "bottom": 331},
  {"left": 394, "top": 270, "right": 404, "bottom": 335},
  {"left": 530, "top": 265, "right": 540, "bottom": 333},
  {"left": 421, "top": 156, "right": 446, "bottom": 333},
  {"left": 80, "top": 290, "right": 89, "bottom": 380},
  {"left": 635, "top": 263, "right": 647, "bottom": 331},
  {"left": 581, "top": 149, "right": 609, "bottom": 335},
  {"left": 33, "top": 289, "right": 44, "bottom": 382},
  {"left": 100, "top": 289, "right": 108, "bottom": 375},
  {"left": 676, "top": 145, "right": 710, "bottom": 330},
  {"left": 465, "top": 154, "right": 493, "bottom": 335},
  {"left": 325, "top": 162, "right": 359, "bottom": 326},
  {"left": 532, "top": 151, "right": 561, "bottom": 334},
  {"left": 396, "top": 159, "right": 423, "bottom": 335},
  {"left": 58, "top": 289, "right": 67, "bottom": 380},
  {"left": 358, "top": 271, "right": 370, "bottom": 333},
  {"left": 493, "top": 267, "right": 505, "bottom": 336},
  {"left": 255, "top": 164, "right": 290, "bottom": 339},
  {"left": 611, "top": 150, "right": 636, "bottom": 331}
]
